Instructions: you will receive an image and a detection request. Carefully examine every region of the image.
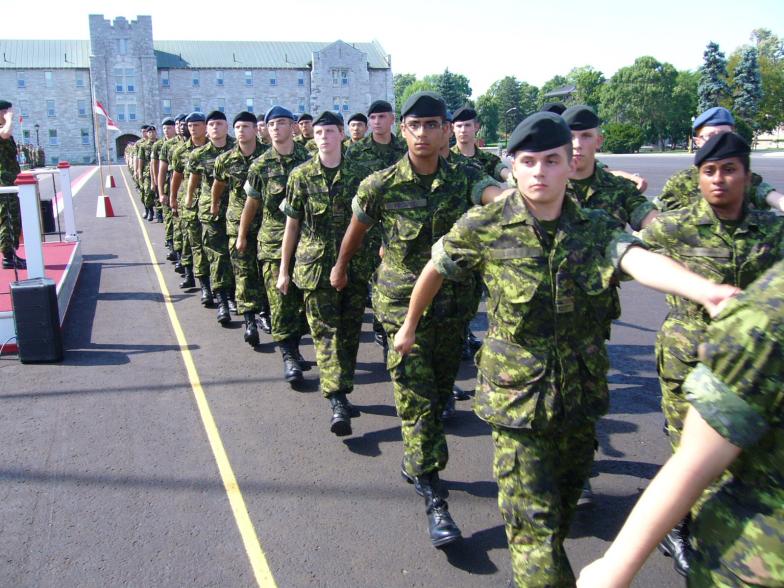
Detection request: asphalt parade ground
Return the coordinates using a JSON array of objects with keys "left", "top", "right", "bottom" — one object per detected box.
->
[{"left": 1, "top": 154, "right": 782, "bottom": 587}]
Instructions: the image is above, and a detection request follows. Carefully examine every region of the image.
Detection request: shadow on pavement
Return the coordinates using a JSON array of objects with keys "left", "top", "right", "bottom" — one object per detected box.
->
[{"left": 441, "top": 524, "right": 505, "bottom": 575}]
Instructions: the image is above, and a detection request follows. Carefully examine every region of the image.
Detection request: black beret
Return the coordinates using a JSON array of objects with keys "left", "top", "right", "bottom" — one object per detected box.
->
[
  {"left": 452, "top": 106, "right": 478, "bottom": 122},
  {"left": 348, "top": 113, "right": 368, "bottom": 124},
  {"left": 174, "top": 113, "right": 188, "bottom": 123},
  {"left": 265, "top": 106, "right": 295, "bottom": 123},
  {"left": 185, "top": 112, "right": 206, "bottom": 123},
  {"left": 562, "top": 105, "right": 599, "bottom": 130},
  {"left": 140, "top": 124, "right": 149, "bottom": 131},
  {"left": 206, "top": 110, "right": 227, "bottom": 123},
  {"left": 367, "top": 100, "right": 393, "bottom": 115},
  {"left": 401, "top": 92, "right": 446, "bottom": 119},
  {"left": 313, "top": 111, "right": 344, "bottom": 127},
  {"left": 233, "top": 111, "right": 257, "bottom": 125},
  {"left": 161, "top": 117, "right": 176, "bottom": 126},
  {"left": 540, "top": 102, "right": 566, "bottom": 115},
  {"left": 507, "top": 112, "right": 572, "bottom": 154},
  {"left": 0, "top": 100, "right": 12, "bottom": 110},
  {"left": 147, "top": 125, "right": 156, "bottom": 131},
  {"left": 694, "top": 132, "right": 750, "bottom": 168},
  {"left": 297, "top": 113, "right": 313, "bottom": 122}
]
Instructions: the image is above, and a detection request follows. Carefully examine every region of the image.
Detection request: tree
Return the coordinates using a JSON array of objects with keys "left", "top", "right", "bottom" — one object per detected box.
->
[
  {"left": 567, "top": 66, "right": 606, "bottom": 111},
  {"left": 666, "top": 70, "right": 699, "bottom": 149},
  {"left": 602, "top": 122, "right": 644, "bottom": 153},
  {"left": 398, "top": 78, "right": 438, "bottom": 118},
  {"left": 476, "top": 93, "right": 500, "bottom": 144},
  {"left": 750, "top": 28, "right": 784, "bottom": 133},
  {"left": 518, "top": 82, "right": 539, "bottom": 118},
  {"left": 538, "top": 75, "right": 570, "bottom": 106},
  {"left": 488, "top": 76, "right": 523, "bottom": 137},
  {"left": 733, "top": 46, "right": 763, "bottom": 126},
  {"left": 394, "top": 73, "right": 416, "bottom": 118},
  {"left": 698, "top": 41, "right": 731, "bottom": 111},
  {"left": 436, "top": 69, "right": 472, "bottom": 112}
]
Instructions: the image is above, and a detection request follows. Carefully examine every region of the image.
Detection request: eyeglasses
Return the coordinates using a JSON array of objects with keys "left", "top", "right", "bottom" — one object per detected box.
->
[{"left": 403, "top": 120, "right": 443, "bottom": 133}]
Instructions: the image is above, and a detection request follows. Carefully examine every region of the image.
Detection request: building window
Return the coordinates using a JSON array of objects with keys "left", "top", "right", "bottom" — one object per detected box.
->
[
  {"left": 76, "top": 71, "right": 85, "bottom": 88},
  {"left": 215, "top": 98, "right": 226, "bottom": 113},
  {"left": 245, "top": 98, "right": 254, "bottom": 113},
  {"left": 193, "top": 100, "right": 202, "bottom": 113},
  {"left": 81, "top": 128, "right": 90, "bottom": 145},
  {"left": 48, "top": 129, "right": 58, "bottom": 146},
  {"left": 22, "top": 129, "right": 30, "bottom": 141},
  {"left": 342, "top": 98, "right": 350, "bottom": 112},
  {"left": 333, "top": 97, "right": 340, "bottom": 112},
  {"left": 46, "top": 100, "right": 56, "bottom": 117},
  {"left": 49, "top": 155, "right": 59, "bottom": 165},
  {"left": 216, "top": 70, "right": 224, "bottom": 86},
  {"left": 19, "top": 101, "right": 28, "bottom": 117},
  {"left": 298, "top": 71, "right": 305, "bottom": 86},
  {"left": 77, "top": 99, "right": 87, "bottom": 117},
  {"left": 269, "top": 72, "right": 277, "bottom": 86},
  {"left": 244, "top": 71, "right": 253, "bottom": 86},
  {"left": 162, "top": 99, "right": 172, "bottom": 115},
  {"left": 192, "top": 71, "right": 200, "bottom": 88},
  {"left": 331, "top": 68, "right": 349, "bottom": 87},
  {"left": 160, "top": 70, "right": 170, "bottom": 88},
  {"left": 117, "top": 110, "right": 125, "bottom": 122},
  {"left": 298, "top": 97, "right": 305, "bottom": 113},
  {"left": 45, "top": 71, "right": 53, "bottom": 87},
  {"left": 127, "top": 104, "right": 136, "bottom": 121},
  {"left": 16, "top": 71, "right": 25, "bottom": 88},
  {"left": 341, "top": 70, "right": 349, "bottom": 86},
  {"left": 117, "top": 38, "right": 128, "bottom": 55},
  {"left": 114, "top": 68, "right": 124, "bottom": 93},
  {"left": 125, "top": 68, "right": 136, "bottom": 93}
]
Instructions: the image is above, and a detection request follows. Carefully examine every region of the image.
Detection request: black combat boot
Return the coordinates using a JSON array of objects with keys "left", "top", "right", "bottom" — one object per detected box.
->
[
  {"left": 2, "top": 250, "right": 26, "bottom": 270},
  {"left": 373, "top": 317, "right": 387, "bottom": 349},
  {"left": 227, "top": 292, "right": 238, "bottom": 315},
  {"left": 174, "top": 253, "right": 185, "bottom": 274},
  {"left": 328, "top": 392, "right": 352, "bottom": 436},
  {"left": 452, "top": 384, "right": 471, "bottom": 401},
  {"left": 440, "top": 395, "right": 457, "bottom": 421},
  {"left": 148, "top": 207, "right": 156, "bottom": 222},
  {"left": 155, "top": 209, "right": 164, "bottom": 223},
  {"left": 279, "top": 337, "right": 304, "bottom": 385},
  {"left": 243, "top": 311, "right": 259, "bottom": 346},
  {"left": 215, "top": 289, "right": 231, "bottom": 325},
  {"left": 291, "top": 337, "right": 311, "bottom": 372},
  {"left": 658, "top": 514, "right": 693, "bottom": 577},
  {"left": 199, "top": 277, "right": 214, "bottom": 307},
  {"left": 258, "top": 310, "right": 272, "bottom": 335},
  {"left": 179, "top": 266, "right": 195, "bottom": 289},
  {"left": 166, "top": 246, "right": 178, "bottom": 262},
  {"left": 401, "top": 465, "right": 442, "bottom": 498},
  {"left": 420, "top": 473, "right": 461, "bottom": 547}
]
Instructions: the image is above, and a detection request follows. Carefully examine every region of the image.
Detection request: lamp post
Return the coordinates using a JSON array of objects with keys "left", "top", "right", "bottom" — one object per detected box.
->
[{"left": 34, "top": 123, "right": 40, "bottom": 146}]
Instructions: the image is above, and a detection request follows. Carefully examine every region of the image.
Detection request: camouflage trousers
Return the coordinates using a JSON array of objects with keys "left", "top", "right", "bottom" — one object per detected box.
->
[
  {"left": 201, "top": 216, "right": 234, "bottom": 291},
  {"left": 140, "top": 175, "right": 155, "bottom": 208},
  {"left": 261, "top": 259, "right": 306, "bottom": 343},
  {"left": 228, "top": 233, "right": 263, "bottom": 314},
  {"left": 378, "top": 290, "right": 465, "bottom": 478},
  {"left": 492, "top": 423, "right": 595, "bottom": 588},
  {"left": 0, "top": 193, "right": 21, "bottom": 253},
  {"left": 181, "top": 206, "right": 207, "bottom": 277},
  {"left": 302, "top": 277, "right": 367, "bottom": 398},
  {"left": 160, "top": 189, "right": 174, "bottom": 244}
]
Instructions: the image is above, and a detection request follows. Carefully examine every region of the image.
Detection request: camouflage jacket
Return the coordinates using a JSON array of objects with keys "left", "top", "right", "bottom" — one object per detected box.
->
[
  {"left": 150, "top": 138, "right": 166, "bottom": 162},
  {"left": 214, "top": 140, "right": 269, "bottom": 236},
  {"left": 187, "top": 137, "right": 236, "bottom": 222},
  {"left": 157, "top": 137, "right": 183, "bottom": 196},
  {"left": 450, "top": 144, "right": 506, "bottom": 181},
  {"left": 0, "top": 135, "right": 20, "bottom": 186},
  {"left": 683, "top": 259, "right": 784, "bottom": 586},
  {"left": 432, "top": 193, "right": 639, "bottom": 431},
  {"left": 352, "top": 155, "right": 495, "bottom": 303},
  {"left": 245, "top": 141, "right": 311, "bottom": 260},
  {"left": 285, "top": 155, "right": 373, "bottom": 289},
  {"left": 654, "top": 166, "right": 773, "bottom": 212},
  {"left": 170, "top": 138, "right": 208, "bottom": 206},
  {"left": 137, "top": 139, "right": 154, "bottom": 179},
  {"left": 565, "top": 163, "right": 654, "bottom": 231},
  {"left": 345, "top": 133, "right": 407, "bottom": 172}
]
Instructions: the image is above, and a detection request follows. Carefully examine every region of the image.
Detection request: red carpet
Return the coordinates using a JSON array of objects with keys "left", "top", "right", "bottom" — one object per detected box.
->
[{"left": 0, "top": 242, "right": 77, "bottom": 313}]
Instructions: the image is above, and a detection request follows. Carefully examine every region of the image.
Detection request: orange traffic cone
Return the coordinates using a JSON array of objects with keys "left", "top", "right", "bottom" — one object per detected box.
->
[
  {"left": 96, "top": 194, "right": 115, "bottom": 217},
  {"left": 105, "top": 175, "right": 116, "bottom": 189}
]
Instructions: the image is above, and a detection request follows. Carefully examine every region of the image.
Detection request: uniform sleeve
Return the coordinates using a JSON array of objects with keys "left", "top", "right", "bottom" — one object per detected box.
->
[
  {"left": 750, "top": 173, "right": 775, "bottom": 210},
  {"left": 283, "top": 171, "right": 305, "bottom": 220},
  {"left": 185, "top": 150, "right": 200, "bottom": 175},
  {"left": 244, "top": 163, "right": 264, "bottom": 201},
  {"left": 170, "top": 148, "right": 184, "bottom": 173},
  {"left": 214, "top": 154, "right": 229, "bottom": 184},
  {"left": 653, "top": 169, "right": 692, "bottom": 212},
  {"left": 637, "top": 214, "right": 672, "bottom": 255},
  {"left": 625, "top": 189, "right": 656, "bottom": 231},
  {"left": 431, "top": 207, "right": 486, "bottom": 281},
  {"left": 351, "top": 174, "right": 382, "bottom": 226},
  {"left": 597, "top": 211, "right": 648, "bottom": 278}
]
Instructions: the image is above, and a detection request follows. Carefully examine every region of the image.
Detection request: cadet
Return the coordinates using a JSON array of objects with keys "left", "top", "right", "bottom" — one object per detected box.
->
[
  {"left": 0, "top": 100, "right": 25, "bottom": 270},
  {"left": 240, "top": 106, "right": 311, "bottom": 384},
  {"left": 158, "top": 114, "right": 187, "bottom": 267},
  {"left": 279, "top": 111, "right": 370, "bottom": 436},
  {"left": 451, "top": 106, "right": 510, "bottom": 182},
  {"left": 294, "top": 113, "right": 314, "bottom": 144},
  {"left": 151, "top": 118, "right": 175, "bottom": 230},
  {"left": 170, "top": 112, "right": 209, "bottom": 292},
  {"left": 136, "top": 125, "right": 158, "bottom": 221},
  {"left": 187, "top": 110, "right": 237, "bottom": 325},
  {"left": 639, "top": 131, "right": 784, "bottom": 576},
  {"left": 578, "top": 259, "right": 784, "bottom": 588},
  {"left": 345, "top": 112, "right": 367, "bottom": 146},
  {"left": 393, "top": 112, "right": 739, "bottom": 585},
  {"left": 256, "top": 119, "right": 270, "bottom": 145},
  {"left": 332, "top": 92, "right": 502, "bottom": 547},
  {"left": 213, "top": 111, "right": 269, "bottom": 346},
  {"left": 655, "top": 106, "right": 784, "bottom": 213}
]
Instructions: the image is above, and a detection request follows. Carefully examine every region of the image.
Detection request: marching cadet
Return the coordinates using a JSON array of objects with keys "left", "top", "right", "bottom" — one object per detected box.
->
[
  {"left": 639, "top": 131, "right": 784, "bottom": 576},
  {"left": 656, "top": 106, "right": 784, "bottom": 213},
  {"left": 135, "top": 125, "right": 153, "bottom": 219},
  {"left": 170, "top": 112, "right": 209, "bottom": 292},
  {"left": 393, "top": 112, "right": 738, "bottom": 584},
  {"left": 213, "top": 111, "right": 269, "bottom": 346},
  {"left": 240, "top": 106, "right": 311, "bottom": 384},
  {"left": 278, "top": 111, "right": 370, "bottom": 435},
  {"left": 578, "top": 259, "right": 784, "bottom": 588},
  {"left": 294, "top": 113, "right": 314, "bottom": 143},
  {"left": 151, "top": 118, "right": 175, "bottom": 229},
  {"left": 0, "top": 99, "right": 25, "bottom": 270},
  {"left": 451, "top": 105, "right": 510, "bottom": 182},
  {"left": 345, "top": 112, "right": 367, "bottom": 146},
  {"left": 187, "top": 111, "right": 236, "bottom": 325},
  {"left": 331, "top": 92, "right": 503, "bottom": 547},
  {"left": 158, "top": 114, "right": 187, "bottom": 267},
  {"left": 256, "top": 119, "right": 271, "bottom": 145}
]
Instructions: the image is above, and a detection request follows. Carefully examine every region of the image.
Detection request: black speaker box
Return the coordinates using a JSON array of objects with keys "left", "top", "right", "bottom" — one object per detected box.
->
[{"left": 10, "top": 277, "right": 64, "bottom": 363}]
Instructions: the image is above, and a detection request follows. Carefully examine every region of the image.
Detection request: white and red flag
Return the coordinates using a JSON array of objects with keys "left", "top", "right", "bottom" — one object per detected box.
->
[
  {"left": 94, "top": 100, "right": 110, "bottom": 118},
  {"left": 106, "top": 117, "right": 120, "bottom": 131}
]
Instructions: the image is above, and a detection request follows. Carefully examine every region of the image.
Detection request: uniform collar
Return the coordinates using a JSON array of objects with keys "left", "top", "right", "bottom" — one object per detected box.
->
[
  {"left": 500, "top": 189, "right": 589, "bottom": 228},
  {"left": 692, "top": 195, "right": 755, "bottom": 229}
]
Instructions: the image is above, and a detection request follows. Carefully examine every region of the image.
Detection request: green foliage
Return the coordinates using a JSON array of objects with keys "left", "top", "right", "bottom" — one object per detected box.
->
[
  {"left": 476, "top": 94, "right": 500, "bottom": 143},
  {"left": 436, "top": 69, "right": 472, "bottom": 112},
  {"left": 539, "top": 75, "right": 570, "bottom": 105},
  {"left": 399, "top": 78, "right": 438, "bottom": 117},
  {"left": 488, "top": 76, "right": 524, "bottom": 136},
  {"left": 567, "top": 66, "right": 606, "bottom": 110},
  {"left": 732, "top": 47, "right": 763, "bottom": 125},
  {"left": 601, "top": 122, "right": 645, "bottom": 153},
  {"left": 518, "top": 82, "right": 539, "bottom": 118},
  {"left": 698, "top": 41, "right": 731, "bottom": 111},
  {"left": 394, "top": 74, "right": 416, "bottom": 118},
  {"left": 734, "top": 117, "right": 754, "bottom": 143},
  {"left": 667, "top": 70, "right": 699, "bottom": 148}
]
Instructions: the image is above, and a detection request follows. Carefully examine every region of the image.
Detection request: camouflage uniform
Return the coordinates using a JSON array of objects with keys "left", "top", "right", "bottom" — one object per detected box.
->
[
  {"left": 682, "top": 259, "right": 784, "bottom": 587},
  {"left": 188, "top": 137, "right": 237, "bottom": 291},
  {"left": 284, "top": 155, "right": 372, "bottom": 398},
  {"left": 137, "top": 138, "right": 155, "bottom": 208},
  {"left": 160, "top": 136, "right": 184, "bottom": 252},
  {"left": 0, "top": 134, "right": 22, "bottom": 253},
  {"left": 431, "top": 191, "right": 640, "bottom": 587},
  {"left": 450, "top": 144, "right": 506, "bottom": 181},
  {"left": 170, "top": 138, "right": 207, "bottom": 273},
  {"left": 245, "top": 142, "right": 310, "bottom": 342},
  {"left": 214, "top": 140, "right": 269, "bottom": 314},
  {"left": 352, "top": 155, "right": 494, "bottom": 477},
  {"left": 639, "top": 198, "right": 784, "bottom": 446},
  {"left": 150, "top": 137, "right": 167, "bottom": 222},
  {"left": 654, "top": 166, "right": 774, "bottom": 212}
]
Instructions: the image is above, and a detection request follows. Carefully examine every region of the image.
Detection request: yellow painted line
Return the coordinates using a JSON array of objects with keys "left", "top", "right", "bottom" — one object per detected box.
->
[{"left": 117, "top": 166, "right": 277, "bottom": 588}]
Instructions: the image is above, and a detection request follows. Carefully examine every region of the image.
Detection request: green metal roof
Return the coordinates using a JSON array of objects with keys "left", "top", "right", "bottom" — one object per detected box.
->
[{"left": 0, "top": 39, "right": 390, "bottom": 70}]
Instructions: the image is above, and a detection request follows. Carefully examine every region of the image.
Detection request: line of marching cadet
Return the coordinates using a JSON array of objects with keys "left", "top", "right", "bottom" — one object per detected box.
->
[{"left": 125, "top": 96, "right": 784, "bottom": 588}]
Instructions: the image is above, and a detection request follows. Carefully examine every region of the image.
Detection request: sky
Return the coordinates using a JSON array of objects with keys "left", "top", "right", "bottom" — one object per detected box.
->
[{"left": 4, "top": 0, "right": 783, "bottom": 97}]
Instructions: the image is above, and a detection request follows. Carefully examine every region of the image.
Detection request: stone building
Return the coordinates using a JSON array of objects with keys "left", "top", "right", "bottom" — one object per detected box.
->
[{"left": 0, "top": 14, "right": 394, "bottom": 164}]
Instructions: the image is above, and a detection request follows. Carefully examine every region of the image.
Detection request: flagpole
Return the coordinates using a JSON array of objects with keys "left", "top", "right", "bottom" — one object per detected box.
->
[
  {"left": 105, "top": 120, "right": 111, "bottom": 168},
  {"left": 90, "top": 82, "right": 106, "bottom": 194}
]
